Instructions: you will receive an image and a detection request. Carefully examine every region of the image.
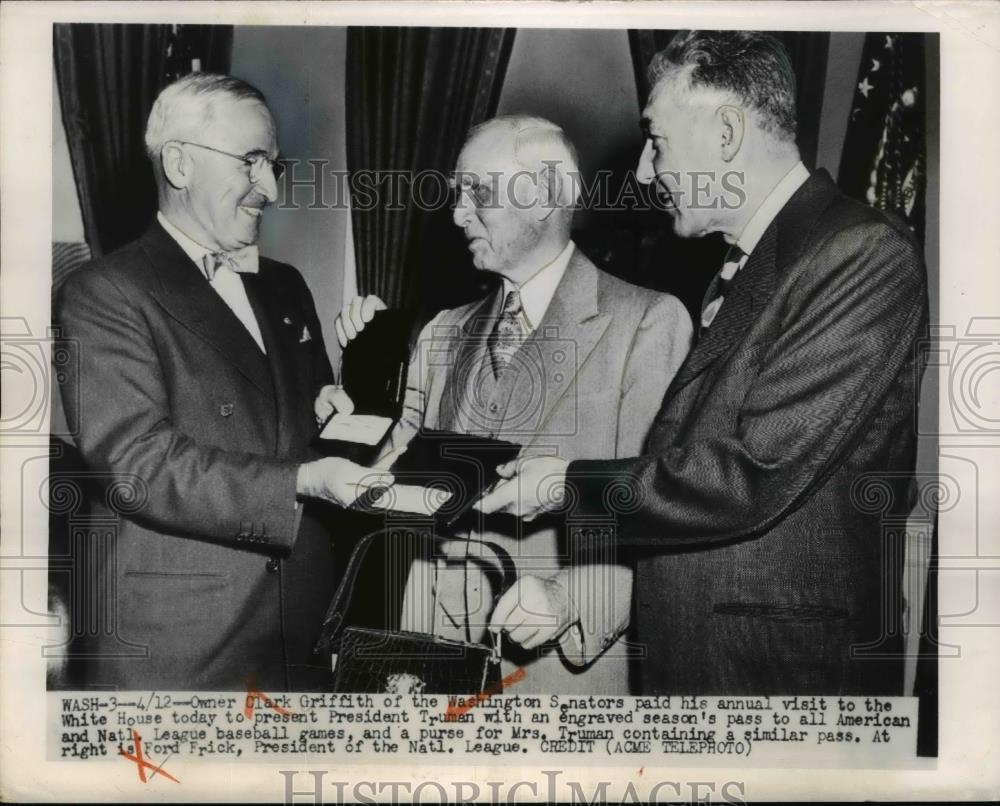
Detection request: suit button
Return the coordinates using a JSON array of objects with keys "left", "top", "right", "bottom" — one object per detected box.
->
[{"left": 265, "top": 558, "right": 280, "bottom": 573}]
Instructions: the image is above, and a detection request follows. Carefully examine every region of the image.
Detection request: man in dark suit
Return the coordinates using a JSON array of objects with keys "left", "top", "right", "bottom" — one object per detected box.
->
[
  {"left": 479, "top": 31, "right": 928, "bottom": 695},
  {"left": 55, "top": 73, "right": 391, "bottom": 691}
]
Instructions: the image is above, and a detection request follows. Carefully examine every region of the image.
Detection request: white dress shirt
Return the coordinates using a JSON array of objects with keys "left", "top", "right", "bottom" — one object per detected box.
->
[
  {"left": 702, "top": 162, "right": 810, "bottom": 329},
  {"left": 735, "top": 160, "right": 810, "bottom": 256},
  {"left": 157, "top": 212, "right": 267, "bottom": 353},
  {"left": 500, "top": 239, "right": 576, "bottom": 333}
]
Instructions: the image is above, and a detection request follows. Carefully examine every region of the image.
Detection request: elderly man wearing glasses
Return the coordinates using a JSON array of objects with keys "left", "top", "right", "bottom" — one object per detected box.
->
[{"left": 55, "top": 73, "right": 389, "bottom": 691}]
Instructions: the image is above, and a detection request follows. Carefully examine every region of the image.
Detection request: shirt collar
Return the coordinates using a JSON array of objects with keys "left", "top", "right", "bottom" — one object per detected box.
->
[
  {"left": 157, "top": 211, "right": 216, "bottom": 268},
  {"left": 501, "top": 240, "right": 575, "bottom": 331},
  {"left": 157, "top": 212, "right": 261, "bottom": 278},
  {"left": 735, "top": 161, "right": 810, "bottom": 256}
]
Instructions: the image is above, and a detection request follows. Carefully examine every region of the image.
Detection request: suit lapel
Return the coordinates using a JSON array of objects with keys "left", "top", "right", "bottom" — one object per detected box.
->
[
  {"left": 243, "top": 269, "right": 301, "bottom": 457},
  {"left": 660, "top": 170, "right": 841, "bottom": 402},
  {"left": 665, "top": 230, "right": 777, "bottom": 396},
  {"left": 142, "top": 224, "right": 273, "bottom": 397},
  {"left": 513, "top": 250, "right": 610, "bottom": 448}
]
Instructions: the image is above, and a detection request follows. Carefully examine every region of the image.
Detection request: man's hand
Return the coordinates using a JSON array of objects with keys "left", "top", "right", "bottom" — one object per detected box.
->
[
  {"left": 314, "top": 384, "right": 355, "bottom": 426},
  {"left": 475, "top": 456, "right": 570, "bottom": 521},
  {"left": 334, "top": 294, "right": 387, "bottom": 348},
  {"left": 489, "top": 575, "right": 577, "bottom": 649},
  {"left": 296, "top": 456, "right": 394, "bottom": 508}
]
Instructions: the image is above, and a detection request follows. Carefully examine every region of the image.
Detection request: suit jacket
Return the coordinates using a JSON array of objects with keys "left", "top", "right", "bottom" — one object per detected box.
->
[
  {"left": 570, "top": 171, "right": 929, "bottom": 695},
  {"left": 55, "top": 222, "right": 336, "bottom": 691},
  {"left": 397, "top": 248, "right": 692, "bottom": 693}
]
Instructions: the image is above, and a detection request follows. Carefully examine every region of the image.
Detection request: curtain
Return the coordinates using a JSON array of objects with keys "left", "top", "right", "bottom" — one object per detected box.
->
[
  {"left": 627, "top": 30, "right": 829, "bottom": 170},
  {"left": 346, "top": 27, "right": 515, "bottom": 313},
  {"left": 53, "top": 24, "right": 233, "bottom": 256}
]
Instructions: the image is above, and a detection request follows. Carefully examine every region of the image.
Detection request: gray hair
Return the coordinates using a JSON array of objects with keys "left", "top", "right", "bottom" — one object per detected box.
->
[
  {"left": 144, "top": 72, "right": 267, "bottom": 162},
  {"left": 648, "top": 30, "right": 797, "bottom": 143},
  {"left": 466, "top": 115, "right": 582, "bottom": 207}
]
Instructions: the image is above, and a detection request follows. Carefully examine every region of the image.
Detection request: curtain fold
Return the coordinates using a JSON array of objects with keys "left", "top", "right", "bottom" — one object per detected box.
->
[
  {"left": 53, "top": 24, "right": 233, "bottom": 256},
  {"left": 627, "top": 30, "right": 829, "bottom": 170},
  {"left": 346, "top": 27, "right": 515, "bottom": 313}
]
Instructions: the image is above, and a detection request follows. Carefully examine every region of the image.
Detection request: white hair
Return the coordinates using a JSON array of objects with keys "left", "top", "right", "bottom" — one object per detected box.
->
[
  {"left": 467, "top": 115, "right": 582, "bottom": 208},
  {"left": 144, "top": 72, "right": 267, "bottom": 162}
]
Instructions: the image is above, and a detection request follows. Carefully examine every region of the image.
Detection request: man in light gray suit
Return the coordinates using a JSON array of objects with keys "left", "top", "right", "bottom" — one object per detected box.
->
[{"left": 335, "top": 116, "right": 691, "bottom": 693}]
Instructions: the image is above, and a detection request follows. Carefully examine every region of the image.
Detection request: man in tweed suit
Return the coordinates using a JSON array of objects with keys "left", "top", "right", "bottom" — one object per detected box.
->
[{"left": 480, "top": 31, "right": 928, "bottom": 695}]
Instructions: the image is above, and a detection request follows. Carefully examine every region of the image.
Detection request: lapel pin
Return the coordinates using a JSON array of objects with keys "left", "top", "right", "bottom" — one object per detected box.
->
[
  {"left": 220, "top": 403, "right": 235, "bottom": 417},
  {"left": 282, "top": 316, "right": 293, "bottom": 325}
]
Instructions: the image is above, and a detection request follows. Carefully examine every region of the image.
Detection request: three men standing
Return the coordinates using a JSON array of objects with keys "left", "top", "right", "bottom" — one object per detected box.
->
[{"left": 59, "top": 29, "right": 928, "bottom": 697}]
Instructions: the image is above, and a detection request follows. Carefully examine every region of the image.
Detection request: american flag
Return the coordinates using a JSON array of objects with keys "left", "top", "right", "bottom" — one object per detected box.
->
[{"left": 838, "top": 33, "right": 927, "bottom": 242}]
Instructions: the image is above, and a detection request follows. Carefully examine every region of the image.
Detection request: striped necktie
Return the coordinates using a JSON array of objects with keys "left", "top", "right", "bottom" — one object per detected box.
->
[
  {"left": 488, "top": 289, "right": 526, "bottom": 378},
  {"left": 701, "top": 245, "right": 747, "bottom": 330}
]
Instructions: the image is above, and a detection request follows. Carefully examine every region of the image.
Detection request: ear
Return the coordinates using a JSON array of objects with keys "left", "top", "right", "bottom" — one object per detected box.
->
[
  {"left": 534, "top": 162, "right": 563, "bottom": 222},
  {"left": 160, "top": 142, "right": 192, "bottom": 190},
  {"left": 718, "top": 105, "right": 745, "bottom": 162}
]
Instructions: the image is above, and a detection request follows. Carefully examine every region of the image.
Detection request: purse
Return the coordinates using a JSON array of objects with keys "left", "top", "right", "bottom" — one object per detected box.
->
[{"left": 313, "top": 527, "right": 518, "bottom": 695}]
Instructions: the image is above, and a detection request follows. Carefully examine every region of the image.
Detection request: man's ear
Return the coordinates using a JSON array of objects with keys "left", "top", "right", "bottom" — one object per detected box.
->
[
  {"left": 160, "top": 142, "right": 192, "bottom": 190},
  {"left": 718, "top": 105, "right": 745, "bottom": 162},
  {"left": 535, "top": 162, "right": 563, "bottom": 222}
]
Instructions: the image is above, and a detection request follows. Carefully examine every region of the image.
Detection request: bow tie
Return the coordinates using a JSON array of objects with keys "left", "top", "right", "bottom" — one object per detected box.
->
[{"left": 201, "top": 246, "right": 259, "bottom": 281}]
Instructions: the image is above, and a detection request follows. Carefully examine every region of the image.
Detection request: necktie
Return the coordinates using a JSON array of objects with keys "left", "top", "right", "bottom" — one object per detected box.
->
[
  {"left": 201, "top": 246, "right": 259, "bottom": 281},
  {"left": 701, "top": 245, "right": 747, "bottom": 330},
  {"left": 488, "top": 289, "right": 525, "bottom": 378}
]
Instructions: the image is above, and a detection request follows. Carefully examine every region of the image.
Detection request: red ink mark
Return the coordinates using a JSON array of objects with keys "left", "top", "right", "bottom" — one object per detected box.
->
[
  {"left": 118, "top": 730, "right": 179, "bottom": 784},
  {"left": 241, "top": 675, "right": 292, "bottom": 719},
  {"left": 444, "top": 667, "right": 527, "bottom": 720}
]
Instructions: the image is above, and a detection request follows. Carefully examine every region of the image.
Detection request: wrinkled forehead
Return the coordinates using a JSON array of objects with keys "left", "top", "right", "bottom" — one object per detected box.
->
[{"left": 200, "top": 97, "right": 278, "bottom": 155}]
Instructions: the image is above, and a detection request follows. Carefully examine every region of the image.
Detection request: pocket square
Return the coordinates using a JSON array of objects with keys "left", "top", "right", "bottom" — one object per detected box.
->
[{"left": 299, "top": 325, "right": 312, "bottom": 343}]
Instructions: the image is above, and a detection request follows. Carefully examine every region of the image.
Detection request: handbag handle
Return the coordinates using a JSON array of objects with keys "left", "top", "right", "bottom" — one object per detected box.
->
[{"left": 313, "top": 525, "right": 518, "bottom": 660}]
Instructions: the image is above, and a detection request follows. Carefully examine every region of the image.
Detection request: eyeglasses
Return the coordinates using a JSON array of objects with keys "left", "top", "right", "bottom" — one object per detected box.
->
[
  {"left": 172, "top": 140, "right": 286, "bottom": 181},
  {"left": 450, "top": 179, "right": 496, "bottom": 209}
]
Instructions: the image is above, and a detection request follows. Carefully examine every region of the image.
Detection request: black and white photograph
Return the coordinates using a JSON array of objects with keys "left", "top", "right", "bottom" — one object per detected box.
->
[{"left": 1, "top": 1, "right": 997, "bottom": 802}]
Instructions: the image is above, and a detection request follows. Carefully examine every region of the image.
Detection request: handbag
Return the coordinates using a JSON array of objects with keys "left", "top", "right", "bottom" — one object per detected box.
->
[{"left": 313, "top": 527, "right": 518, "bottom": 695}]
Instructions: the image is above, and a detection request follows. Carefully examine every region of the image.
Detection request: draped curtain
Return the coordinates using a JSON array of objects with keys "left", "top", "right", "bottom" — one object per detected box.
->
[
  {"left": 345, "top": 27, "right": 515, "bottom": 313},
  {"left": 627, "top": 30, "right": 829, "bottom": 170},
  {"left": 54, "top": 24, "right": 233, "bottom": 256}
]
